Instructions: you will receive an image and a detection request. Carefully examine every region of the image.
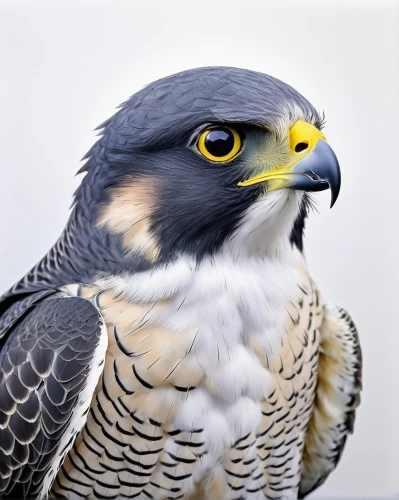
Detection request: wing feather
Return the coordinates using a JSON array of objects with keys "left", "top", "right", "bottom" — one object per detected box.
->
[
  {"left": 299, "top": 303, "right": 362, "bottom": 497},
  {"left": 0, "top": 292, "right": 107, "bottom": 499}
]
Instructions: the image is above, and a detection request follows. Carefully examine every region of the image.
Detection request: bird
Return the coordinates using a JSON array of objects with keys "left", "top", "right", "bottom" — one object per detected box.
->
[{"left": 0, "top": 66, "right": 362, "bottom": 500}]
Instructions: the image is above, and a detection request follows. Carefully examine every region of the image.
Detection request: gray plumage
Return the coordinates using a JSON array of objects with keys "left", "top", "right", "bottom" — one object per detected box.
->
[{"left": 1, "top": 67, "right": 322, "bottom": 302}]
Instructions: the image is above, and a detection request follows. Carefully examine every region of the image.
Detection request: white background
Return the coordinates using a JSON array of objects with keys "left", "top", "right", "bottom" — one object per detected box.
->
[{"left": 0, "top": 1, "right": 398, "bottom": 498}]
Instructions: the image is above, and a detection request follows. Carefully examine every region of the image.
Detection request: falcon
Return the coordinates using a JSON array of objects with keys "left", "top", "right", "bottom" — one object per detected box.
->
[{"left": 0, "top": 67, "right": 362, "bottom": 500}]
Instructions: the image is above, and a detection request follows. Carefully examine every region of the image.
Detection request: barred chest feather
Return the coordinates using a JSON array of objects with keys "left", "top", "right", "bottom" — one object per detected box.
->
[{"left": 54, "top": 249, "right": 323, "bottom": 500}]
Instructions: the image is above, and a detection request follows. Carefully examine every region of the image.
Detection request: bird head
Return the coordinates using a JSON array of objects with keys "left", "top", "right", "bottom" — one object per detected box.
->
[{"left": 78, "top": 67, "right": 340, "bottom": 265}]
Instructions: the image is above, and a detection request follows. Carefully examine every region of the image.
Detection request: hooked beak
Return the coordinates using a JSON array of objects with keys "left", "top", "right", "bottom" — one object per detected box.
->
[{"left": 237, "top": 120, "right": 341, "bottom": 208}]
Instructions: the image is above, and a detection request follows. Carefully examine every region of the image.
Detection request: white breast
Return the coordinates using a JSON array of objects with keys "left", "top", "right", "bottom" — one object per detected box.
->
[{"left": 97, "top": 245, "right": 306, "bottom": 471}]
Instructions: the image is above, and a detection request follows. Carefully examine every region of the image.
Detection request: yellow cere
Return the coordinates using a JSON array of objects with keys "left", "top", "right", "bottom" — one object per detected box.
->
[
  {"left": 237, "top": 120, "right": 327, "bottom": 187},
  {"left": 288, "top": 120, "right": 326, "bottom": 154}
]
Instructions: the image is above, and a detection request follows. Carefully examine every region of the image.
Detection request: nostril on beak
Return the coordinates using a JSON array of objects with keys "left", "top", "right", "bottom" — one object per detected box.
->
[{"left": 295, "top": 141, "right": 309, "bottom": 153}]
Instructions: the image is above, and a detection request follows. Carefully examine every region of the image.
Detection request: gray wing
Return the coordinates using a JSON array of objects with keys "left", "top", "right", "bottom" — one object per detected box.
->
[
  {"left": 299, "top": 303, "right": 362, "bottom": 498},
  {"left": 0, "top": 292, "right": 107, "bottom": 499}
]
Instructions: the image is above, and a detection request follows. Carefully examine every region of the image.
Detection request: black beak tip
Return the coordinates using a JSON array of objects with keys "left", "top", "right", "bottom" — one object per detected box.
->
[
  {"left": 330, "top": 183, "right": 340, "bottom": 208},
  {"left": 312, "top": 140, "right": 341, "bottom": 209},
  {"left": 329, "top": 166, "right": 341, "bottom": 208}
]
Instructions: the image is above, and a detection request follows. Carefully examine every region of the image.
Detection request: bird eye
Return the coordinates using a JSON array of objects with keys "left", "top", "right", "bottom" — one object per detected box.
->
[{"left": 197, "top": 127, "right": 241, "bottom": 162}]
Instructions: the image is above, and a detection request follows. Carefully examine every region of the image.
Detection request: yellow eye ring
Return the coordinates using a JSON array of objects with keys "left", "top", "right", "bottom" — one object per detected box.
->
[{"left": 197, "top": 126, "right": 241, "bottom": 162}]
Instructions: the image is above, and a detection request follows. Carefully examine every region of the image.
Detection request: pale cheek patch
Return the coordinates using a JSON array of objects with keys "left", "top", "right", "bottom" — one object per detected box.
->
[{"left": 98, "top": 178, "right": 160, "bottom": 261}]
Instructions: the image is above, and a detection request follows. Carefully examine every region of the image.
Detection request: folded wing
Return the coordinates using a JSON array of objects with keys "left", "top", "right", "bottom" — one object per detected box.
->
[
  {"left": 0, "top": 292, "right": 107, "bottom": 499},
  {"left": 300, "top": 303, "right": 362, "bottom": 497}
]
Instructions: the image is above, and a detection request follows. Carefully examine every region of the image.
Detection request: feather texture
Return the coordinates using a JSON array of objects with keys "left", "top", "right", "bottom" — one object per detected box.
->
[{"left": 0, "top": 293, "right": 107, "bottom": 499}]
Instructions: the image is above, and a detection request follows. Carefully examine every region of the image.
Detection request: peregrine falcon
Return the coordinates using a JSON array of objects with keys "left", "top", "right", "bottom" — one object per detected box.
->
[{"left": 0, "top": 67, "right": 362, "bottom": 500}]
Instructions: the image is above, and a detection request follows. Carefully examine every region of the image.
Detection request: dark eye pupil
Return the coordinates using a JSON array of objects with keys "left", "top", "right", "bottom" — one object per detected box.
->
[{"left": 205, "top": 128, "right": 235, "bottom": 157}]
